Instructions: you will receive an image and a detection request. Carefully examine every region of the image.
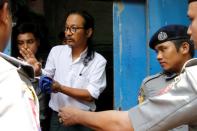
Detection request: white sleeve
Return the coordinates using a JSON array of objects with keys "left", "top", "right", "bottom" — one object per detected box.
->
[
  {"left": 0, "top": 68, "right": 40, "bottom": 131},
  {"left": 43, "top": 47, "right": 56, "bottom": 78},
  {"left": 86, "top": 58, "right": 107, "bottom": 99},
  {"left": 128, "top": 65, "right": 197, "bottom": 131}
]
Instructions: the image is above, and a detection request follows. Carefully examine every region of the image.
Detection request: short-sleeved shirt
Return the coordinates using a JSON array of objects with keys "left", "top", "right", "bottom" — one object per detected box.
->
[
  {"left": 42, "top": 45, "right": 107, "bottom": 111},
  {"left": 138, "top": 72, "right": 177, "bottom": 104},
  {"left": 138, "top": 72, "right": 189, "bottom": 131},
  {"left": 129, "top": 58, "right": 197, "bottom": 131}
]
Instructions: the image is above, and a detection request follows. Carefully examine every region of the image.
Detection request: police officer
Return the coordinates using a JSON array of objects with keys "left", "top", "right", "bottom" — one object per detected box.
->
[
  {"left": 0, "top": 0, "right": 40, "bottom": 131},
  {"left": 138, "top": 25, "right": 194, "bottom": 130}
]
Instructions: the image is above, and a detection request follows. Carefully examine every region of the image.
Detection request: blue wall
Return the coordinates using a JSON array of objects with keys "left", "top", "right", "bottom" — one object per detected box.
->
[
  {"left": 113, "top": 0, "right": 190, "bottom": 110},
  {"left": 113, "top": 1, "right": 147, "bottom": 110}
]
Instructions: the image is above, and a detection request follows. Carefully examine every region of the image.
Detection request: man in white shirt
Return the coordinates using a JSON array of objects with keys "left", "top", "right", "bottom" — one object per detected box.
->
[
  {"left": 0, "top": 0, "right": 40, "bottom": 131},
  {"left": 20, "top": 10, "right": 107, "bottom": 131}
]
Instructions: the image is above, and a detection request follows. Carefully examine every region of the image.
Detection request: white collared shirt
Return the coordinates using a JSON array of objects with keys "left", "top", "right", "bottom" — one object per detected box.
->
[{"left": 43, "top": 45, "right": 107, "bottom": 111}]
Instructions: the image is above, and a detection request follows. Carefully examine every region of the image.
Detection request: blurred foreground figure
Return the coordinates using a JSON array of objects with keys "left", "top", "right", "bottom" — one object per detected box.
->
[{"left": 0, "top": 0, "right": 40, "bottom": 131}]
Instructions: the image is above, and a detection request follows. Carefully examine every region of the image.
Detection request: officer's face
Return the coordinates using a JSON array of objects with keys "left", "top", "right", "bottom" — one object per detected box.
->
[
  {"left": 155, "top": 41, "right": 187, "bottom": 73},
  {"left": 187, "top": 1, "right": 197, "bottom": 49}
]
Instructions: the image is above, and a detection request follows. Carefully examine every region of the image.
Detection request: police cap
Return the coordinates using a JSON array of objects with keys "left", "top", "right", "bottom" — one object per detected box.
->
[{"left": 149, "top": 25, "right": 190, "bottom": 49}]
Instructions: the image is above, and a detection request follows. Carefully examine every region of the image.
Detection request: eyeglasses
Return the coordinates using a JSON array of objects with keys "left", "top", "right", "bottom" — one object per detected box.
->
[{"left": 65, "top": 26, "right": 84, "bottom": 34}]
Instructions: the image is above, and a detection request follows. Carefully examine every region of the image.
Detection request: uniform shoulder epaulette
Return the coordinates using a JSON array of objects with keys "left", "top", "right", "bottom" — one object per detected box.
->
[
  {"left": 181, "top": 58, "right": 197, "bottom": 73},
  {"left": 142, "top": 72, "right": 163, "bottom": 85},
  {"left": 0, "top": 52, "right": 34, "bottom": 79}
]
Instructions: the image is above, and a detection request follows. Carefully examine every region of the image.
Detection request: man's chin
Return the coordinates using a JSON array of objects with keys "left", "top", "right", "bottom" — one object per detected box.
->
[
  {"left": 163, "top": 67, "right": 170, "bottom": 72},
  {"left": 67, "top": 45, "right": 72, "bottom": 48},
  {"left": 67, "top": 43, "right": 74, "bottom": 48}
]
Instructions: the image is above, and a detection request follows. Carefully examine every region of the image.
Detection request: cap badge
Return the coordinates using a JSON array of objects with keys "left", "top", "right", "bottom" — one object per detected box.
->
[{"left": 158, "top": 32, "right": 168, "bottom": 41}]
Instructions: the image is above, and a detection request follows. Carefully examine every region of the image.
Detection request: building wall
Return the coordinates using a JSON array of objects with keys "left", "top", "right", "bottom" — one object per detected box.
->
[{"left": 113, "top": 0, "right": 189, "bottom": 110}]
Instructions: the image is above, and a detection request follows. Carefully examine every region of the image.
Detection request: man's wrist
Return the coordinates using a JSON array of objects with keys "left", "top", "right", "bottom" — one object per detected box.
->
[
  {"left": 58, "top": 84, "right": 63, "bottom": 92},
  {"left": 35, "top": 62, "right": 42, "bottom": 76}
]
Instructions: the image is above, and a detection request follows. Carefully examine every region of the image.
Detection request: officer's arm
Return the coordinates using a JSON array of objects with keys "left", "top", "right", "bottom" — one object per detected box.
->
[{"left": 58, "top": 107, "right": 134, "bottom": 131}]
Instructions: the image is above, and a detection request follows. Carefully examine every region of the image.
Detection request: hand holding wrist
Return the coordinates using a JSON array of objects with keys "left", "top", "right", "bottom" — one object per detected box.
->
[
  {"left": 52, "top": 80, "right": 63, "bottom": 93},
  {"left": 34, "top": 62, "right": 42, "bottom": 76}
]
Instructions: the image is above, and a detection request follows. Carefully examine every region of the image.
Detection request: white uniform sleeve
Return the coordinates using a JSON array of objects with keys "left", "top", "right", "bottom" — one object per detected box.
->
[
  {"left": 0, "top": 61, "right": 40, "bottom": 131},
  {"left": 128, "top": 65, "right": 197, "bottom": 131}
]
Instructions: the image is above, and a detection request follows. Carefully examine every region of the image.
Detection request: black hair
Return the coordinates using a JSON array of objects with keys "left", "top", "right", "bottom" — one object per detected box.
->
[
  {"left": 172, "top": 39, "right": 195, "bottom": 58},
  {"left": 65, "top": 10, "right": 95, "bottom": 66},
  {"left": 58, "top": 31, "right": 65, "bottom": 42},
  {"left": 11, "top": 22, "right": 51, "bottom": 63},
  {"left": 14, "top": 22, "right": 41, "bottom": 40}
]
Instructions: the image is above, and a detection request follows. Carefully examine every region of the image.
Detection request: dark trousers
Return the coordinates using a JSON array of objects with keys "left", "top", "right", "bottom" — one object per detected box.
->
[{"left": 50, "top": 110, "right": 93, "bottom": 131}]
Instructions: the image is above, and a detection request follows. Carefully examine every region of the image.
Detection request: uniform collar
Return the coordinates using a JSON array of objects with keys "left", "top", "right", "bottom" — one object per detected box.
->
[
  {"left": 163, "top": 71, "right": 177, "bottom": 80},
  {"left": 181, "top": 58, "right": 197, "bottom": 73}
]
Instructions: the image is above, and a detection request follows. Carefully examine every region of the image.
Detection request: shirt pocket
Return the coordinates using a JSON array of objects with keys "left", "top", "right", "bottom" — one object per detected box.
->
[{"left": 72, "top": 75, "right": 89, "bottom": 89}]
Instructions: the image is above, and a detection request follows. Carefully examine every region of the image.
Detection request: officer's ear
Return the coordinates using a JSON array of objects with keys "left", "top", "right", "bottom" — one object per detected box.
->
[
  {"left": 180, "top": 42, "right": 190, "bottom": 55},
  {"left": 0, "top": 2, "right": 10, "bottom": 25}
]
